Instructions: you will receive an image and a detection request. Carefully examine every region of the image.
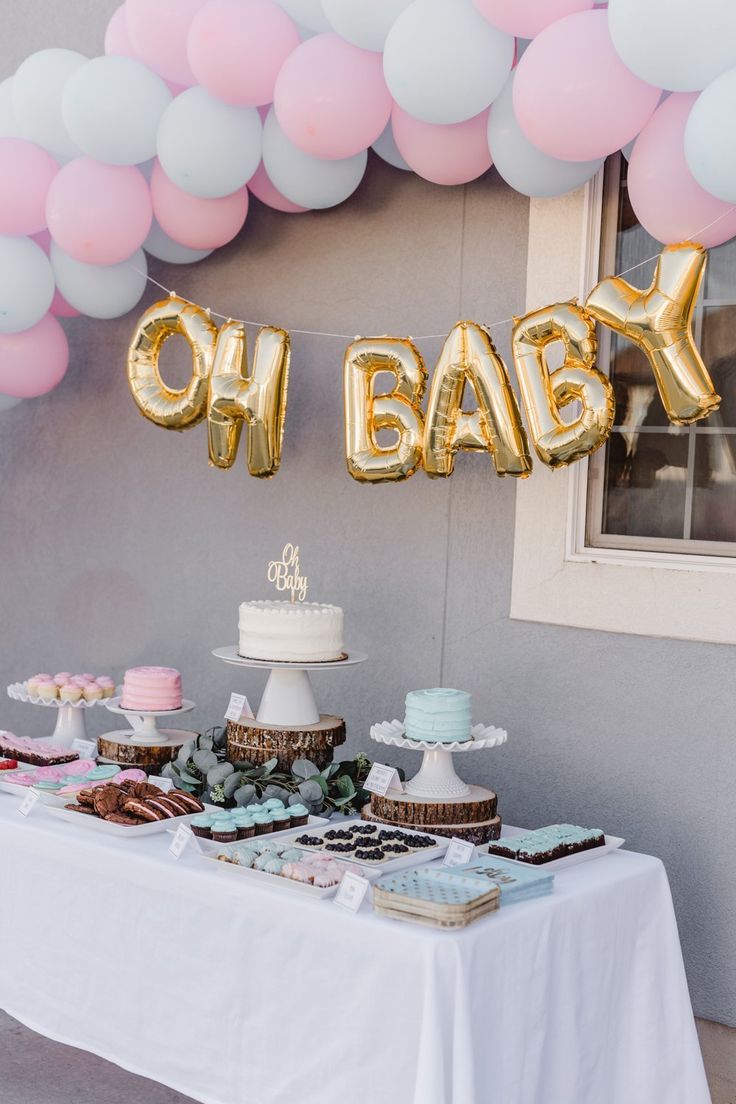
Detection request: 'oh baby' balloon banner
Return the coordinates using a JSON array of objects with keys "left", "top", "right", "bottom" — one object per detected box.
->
[{"left": 127, "top": 243, "right": 719, "bottom": 482}]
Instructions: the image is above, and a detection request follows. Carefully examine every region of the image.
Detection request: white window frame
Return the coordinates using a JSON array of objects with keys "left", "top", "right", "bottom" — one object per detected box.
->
[{"left": 509, "top": 172, "right": 736, "bottom": 646}]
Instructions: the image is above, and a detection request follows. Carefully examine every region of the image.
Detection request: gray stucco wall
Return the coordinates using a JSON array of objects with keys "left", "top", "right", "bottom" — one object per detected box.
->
[{"left": 4, "top": 0, "right": 735, "bottom": 1027}]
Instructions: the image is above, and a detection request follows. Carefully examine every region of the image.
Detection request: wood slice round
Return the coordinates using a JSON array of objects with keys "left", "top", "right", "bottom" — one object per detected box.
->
[
  {"left": 370, "top": 789, "right": 497, "bottom": 826},
  {"left": 227, "top": 715, "right": 346, "bottom": 773},
  {"left": 96, "top": 735, "right": 187, "bottom": 770},
  {"left": 362, "top": 803, "right": 502, "bottom": 845}
]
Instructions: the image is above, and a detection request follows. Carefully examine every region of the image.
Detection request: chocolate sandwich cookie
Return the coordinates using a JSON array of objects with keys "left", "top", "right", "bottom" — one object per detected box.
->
[
  {"left": 65, "top": 802, "right": 97, "bottom": 815},
  {"left": 93, "top": 786, "right": 127, "bottom": 819},
  {"left": 160, "top": 792, "right": 190, "bottom": 815},
  {"left": 104, "top": 812, "right": 146, "bottom": 826},
  {"left": 146, "top": 797, "right": 178, "bottom": 818},
  {"left": 123, "top": 798, "right": 163, "bottom": 822},
  {"left": 169, "top": 789, "right": 204, "bottom": 813},
  {"left": 76, "top": 789, "right": 97, "bottom": 808}
]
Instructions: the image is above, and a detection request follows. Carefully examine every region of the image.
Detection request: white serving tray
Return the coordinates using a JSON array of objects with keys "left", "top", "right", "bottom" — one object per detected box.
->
[
  {"left": 277, "top": 820, "right": 450, "bottom": 874},
  {"left": 198, "top": 849, "right": 378, "bottom": 900},
  {"left": 488, "top": 826, "right": 625, "bottom": 871},
  {"left": 45, "top": 804, "right": 206, "bottom": 838},
  {"left": 177, "top": 814, "right": 329, "bottom": 853}
]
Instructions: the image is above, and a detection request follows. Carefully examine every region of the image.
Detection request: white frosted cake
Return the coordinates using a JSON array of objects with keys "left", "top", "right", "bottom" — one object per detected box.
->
[
  {"left": 238, "top": 600, "right": 344, "bottom": 662},
  {"left": 404, "top": 688, "right": 473, "bottom": 743}
]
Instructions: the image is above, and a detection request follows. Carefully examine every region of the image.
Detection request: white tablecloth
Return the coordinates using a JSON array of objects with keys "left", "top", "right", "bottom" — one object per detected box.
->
[{"left": 0, "top": 801, "right": 710, "bottom": 1104}]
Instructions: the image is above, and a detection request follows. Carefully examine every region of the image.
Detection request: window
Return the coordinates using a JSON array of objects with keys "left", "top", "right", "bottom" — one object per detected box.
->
[{"left": 586, "top": 157, "right": 736, "bottom": 557}]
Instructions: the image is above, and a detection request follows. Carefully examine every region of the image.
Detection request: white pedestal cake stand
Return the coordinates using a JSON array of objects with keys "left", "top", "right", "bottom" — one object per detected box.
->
[
  {"left": 6, "top": 682, "right": 108, "bottom": 748},
  {"left": 212, "top": 645, "right": 367, "bottom": 727},
  {"left": 104, "top": 697, "right": 197, "bottom": 746},
  {"left": 370, "top": 720, "right": 508, "bottom": 800}
]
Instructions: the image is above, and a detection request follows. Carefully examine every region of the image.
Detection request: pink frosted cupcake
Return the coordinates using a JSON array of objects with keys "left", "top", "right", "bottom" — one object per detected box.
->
[
  {"left": 54, "top": 672, "right": 72, "bottom": 686},
  {"left": 81, "top": 673, "right": 96, "bottom": 681},
  {"left": 70, "top": 676, "right": 91, "bottom": 688},
  {"left": 26, "top": 675, "right": 44, "bottom": 696},
  {"left": 96, "top": 677, "right": 115, "bottom": 699},
  {"left": 59, "top": 683, "right": 82, "bottom": 703},
  {"left": 37, "top": 680, "right": 59, "bottom": 702},
  {"left": 83, "top": 683, "right": 103, "bottom": 702}
]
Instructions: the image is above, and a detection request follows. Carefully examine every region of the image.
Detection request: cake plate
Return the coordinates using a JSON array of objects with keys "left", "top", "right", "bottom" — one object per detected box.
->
[
  {"left": 370, "top": 720, "right": 507, "bottom": 800},
  {"left": 103, "top": 697, "right": 197, "bottom": 746},
  {"left": 6, "top": 682, "right": 109, "bottom": 748},
  {"left": 212, "top": 645, "right": 367, "bottom": 727}
]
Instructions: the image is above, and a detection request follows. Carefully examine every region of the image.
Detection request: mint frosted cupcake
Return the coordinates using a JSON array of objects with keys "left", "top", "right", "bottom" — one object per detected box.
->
[
  {"left": 232, "top": 813, "right": 256, "bottom": 840},
  {"left": 287, "top": 803, "right": 309, "bottom": 827},
  {"left": 252, "top": 811, "right": 273, "bottom": 836},
  {"left": 271, "top": 808, "right": 291, "bottom": 831},
  {"left": 211, "top": 818, "right": 237, "bottom": 844},
  {"left": 264, "top": 798, "right": 285, "bottom": 811},
  {"left": 190, "top": 813, "right": 214, "bottom": 839}
]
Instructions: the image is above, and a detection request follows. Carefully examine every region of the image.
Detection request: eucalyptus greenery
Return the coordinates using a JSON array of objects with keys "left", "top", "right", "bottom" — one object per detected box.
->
[{"left": 160, "top": 726, "right": 376, "bottom": 817}]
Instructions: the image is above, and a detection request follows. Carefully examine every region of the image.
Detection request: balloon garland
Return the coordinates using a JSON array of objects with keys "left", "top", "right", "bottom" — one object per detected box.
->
[{"left": 1, "top": 0, "right": 736, "bottom": 410}]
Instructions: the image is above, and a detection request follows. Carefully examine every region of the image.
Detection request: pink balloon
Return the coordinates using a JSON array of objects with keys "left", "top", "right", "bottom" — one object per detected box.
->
[
  {"left": 0, "top": 314, "right": 69, "bottom": 398},
  {"left": 391, "top": 105, "right": 492, "bottom": 186},
  {"left": 188, "top": 0, "right": 300, "bottom": 107},
  {"left": 247, "top": 162, "right": 307, "bottom": 213},
  {"left": 474, "top": 0, "right": 593, "bottom": 38},
  {"left": 105, "top": 5, "right": 138, "bottom": 59},
  {"left": 46, "top": 158, "right": 152, "bottom": 266},
  {"left": 126, "top": 0, "right": 207, "bottom": 86},
  {"left": 513, "top": 10, "right": 660, "bottom": 161},
  {"left": 628, "top": 94, "right": 736, "bottom": 248},
  {"left": 274, "top": 34, "right": 391, "bottom": 160},
  {"left": 150, "top": 160, "right": 249, "bottom": 249},
  {"left": 0, "top": 139, "right": 59, "bottom": 235}
]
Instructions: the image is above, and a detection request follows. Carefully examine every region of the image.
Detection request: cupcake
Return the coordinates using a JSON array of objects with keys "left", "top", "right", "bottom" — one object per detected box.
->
[
  {"left": 83, "top": 683, "right": 104, "bottom": 702},
  {"left": 54, "top": 672, "right": 73, "bottom": 686},
  {"left": 264, "top": 798, "right": 285, "bottom": 811},
  {"left": 233, "top": 814, "right": 256, "bottom": 840},
  {"left": 271, "top": 809, "right": 291, "bottom": 832},
  {"left": 190, "top": 813, "right": 214, "bottom": 839},
  {"left": 246, "top": 804, "right": 263, "bottom": 816},
  {"left": 80, "top": 673, "right": 96, "bottom": 681},
  {"left": 37, "top": 680, "right": 58, "bottom": 702},
  {"left": 96, "top": 677, "right": 115, "bottom": 699},
  {"left": 26, "top": 676, "right": 42, "bottom": 696},
  {"left": 211, "top": 819, "right": 238, "bottom": 844},
  {"left": 59, "top": 683, "right": 82, "bottom": 704},
  {"left": 287, "top": 803, "right": 310, "bottom": 827},
  {"left": 252, "top": 811, "right": 273, "bottom": 836}
]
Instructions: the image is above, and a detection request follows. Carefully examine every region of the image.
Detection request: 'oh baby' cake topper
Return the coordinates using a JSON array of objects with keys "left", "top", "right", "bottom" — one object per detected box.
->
[{"left": 267, "top": 543, "right": 309, "bottom": 603}]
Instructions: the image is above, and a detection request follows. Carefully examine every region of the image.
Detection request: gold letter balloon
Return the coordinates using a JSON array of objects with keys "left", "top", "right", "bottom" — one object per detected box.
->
[
  {"left": 423, "top": 321, "right": 531, "bottom": 478},
  {"left": 513, "top": 301, "right": 615, "bottom": 468},
  {"left": 343, "top": 337, "right": 426, "bottom": 482},
  {"left": 585, "top": 243, "right": 720, "bottom": 425}
]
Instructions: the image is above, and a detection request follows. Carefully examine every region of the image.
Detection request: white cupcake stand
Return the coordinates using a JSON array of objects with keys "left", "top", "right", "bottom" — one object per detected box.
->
[
  {"left": 103, "top": 696, "right": 197, "bottom": 746},
  {"left": 370, "top": 720, "right": 508, "bottom": 800},
  {"left": 212, "top": 645, "right": 367, "bottom": 726},
  {"left": 6, "top": 682, "right": 108, "bottom": 748}
]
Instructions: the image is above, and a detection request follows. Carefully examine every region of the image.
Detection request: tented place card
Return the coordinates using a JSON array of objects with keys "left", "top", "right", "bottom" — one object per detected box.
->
[
  {"left": 364, "top": 763, "right": 403, "bottom": 796},
  {"left": 18, "top": 789, "right": 39, "bottom": 817},
  {"left": 71, "top": 738, "right": 97, "bottom": 758},
  {"left": 443, "top": 838, "right": 476, "bottom": 867},
  {"left": 334, "top": 871, "right": 370, "bottom": 913},
  {"left": 225, "top": 692, "right": 254, "bottom": 723},
  {"left": 169, "top": 824, "right": 200, "bottom": 859},
  {"left": 149, "top": 776, "right": 173, "bottom": 793}
]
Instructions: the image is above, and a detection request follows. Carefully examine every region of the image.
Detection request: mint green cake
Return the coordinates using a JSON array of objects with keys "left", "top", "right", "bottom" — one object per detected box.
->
[{"left": 404, "top": 688, "right": 473, "bottom": 743}]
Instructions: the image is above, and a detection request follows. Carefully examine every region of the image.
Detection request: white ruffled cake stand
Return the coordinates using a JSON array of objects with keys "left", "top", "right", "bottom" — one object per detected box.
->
[
  {"left": 6, "top": 682, "right": 109, "bottom": 748},
  {"left": 370, "top": 719, "right": 508, "bottom": 800},
  {"left": 104, "top": 697, "right": 197, "bottom": 746},
  {"left": 212, "top": 645, "right": 367, "bottom": 726}
]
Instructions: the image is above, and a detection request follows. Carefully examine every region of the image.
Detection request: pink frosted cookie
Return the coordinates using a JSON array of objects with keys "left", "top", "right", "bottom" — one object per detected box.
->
[{"left": 120, "top": 667, "right": 182, "bottom": 711}]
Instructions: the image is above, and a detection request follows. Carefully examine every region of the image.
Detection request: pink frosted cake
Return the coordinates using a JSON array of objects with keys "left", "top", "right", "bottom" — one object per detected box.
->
[{"left": 120, "top": 667, "right": 182, "bottom": 711}]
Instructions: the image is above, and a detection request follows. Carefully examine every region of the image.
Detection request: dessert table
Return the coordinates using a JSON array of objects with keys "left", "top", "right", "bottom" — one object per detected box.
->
[{"left": 0, "top": 800, "right": 709, "bottom": 1104}]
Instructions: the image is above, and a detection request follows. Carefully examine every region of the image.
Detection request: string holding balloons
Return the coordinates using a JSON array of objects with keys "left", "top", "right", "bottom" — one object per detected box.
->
[{"left": 127, "top": 242, "right": 719, "bottom": 482}]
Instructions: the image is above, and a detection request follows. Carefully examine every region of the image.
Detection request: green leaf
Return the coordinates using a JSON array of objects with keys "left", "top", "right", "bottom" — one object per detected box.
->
[
  {"left": 309, "top": 773, "right": 329, "bottom": 796},
  {"left": 321, "top": 763, "right": 341, "bottom": 780},
  {"left": 207, "top": 762, "right": 235, "bottom": 785},
  {"left": 335, "top": 775, "right": 356, "bottom": 799},
  {"left": 176, "top": 770, "right": 202, "bottom": 787},
  {"left": 192, "top": 749, "right": 218, "bottom": 772},
  {"left": 292, "top": 758, "right": 319, "bottom": 780}
]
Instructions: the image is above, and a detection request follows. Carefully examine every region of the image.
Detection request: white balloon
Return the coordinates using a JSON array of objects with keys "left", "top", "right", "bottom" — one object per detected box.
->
[
  {"left": 62, "top": 56, "right": 171, "bottom": 166},
  {"left": 487, "top": 76, "right": 603, "bottom": 198},
  {"left": 144, "top": 220, "right": 213, "bottom": 265},
  {"left": 277, "top": 0, "right": 331, "bottom": 32},
  {"left": 0, "top": 393, "right": 23, "bottom": 412},
  {"left": 12, "top": 48, "right": 86, "bottom": 158},
  {"left": 322, "top": 0, "right": 412, "bottom": 52},
  {"left": 157, "top": 87, "right": 262, "bottom": 200},
  {"left": 685, "top": 69, "right": 736, "bottom": 203},
  {"left": 262, "top": 108, "right": 366, "bottom": 208},
  {"left": 0, "top": 237, "right": 54, "bottom": 334},
  {"left": 371, "top": 121, "right": 411, "bottom": 170},
  {"left": 383, "top": 0, "right": 513, "bottom": 124},
  {"left": 50, "top": 243, "right": 147, "bottom": 319},
  {"left": 608, "top": 0, "right": 736, "bottom": 92},
  {"left": 0, "top": 78, "right": 22, "bottom": 138}
]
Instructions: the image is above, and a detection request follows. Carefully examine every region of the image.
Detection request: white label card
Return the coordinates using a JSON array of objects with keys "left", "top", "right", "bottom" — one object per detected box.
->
[
  {"left": 19, "top": 789, "right": 39, "bottom": 817},
  {"left": 71, "top": 738, "right": 97, "bottom": 759},
  {"left": 225, "top": 693, "right": 254, "bottom": 723},
  {"left": 169, "top": 824, "right": 200, "bottom": 859},
  {"left": 443, "top": 838, "right": 476, "bottom": 867},
  {"left": 364, "top": 763, "right": 403, "bottom": 797},
  {"left": 334, "top": 871, "right": 371, "bottom": 913},
  {"left": 149, "top": 776, "right": 173, "bottom": 793}
]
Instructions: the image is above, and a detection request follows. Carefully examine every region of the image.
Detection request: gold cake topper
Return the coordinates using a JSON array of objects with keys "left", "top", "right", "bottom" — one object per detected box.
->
[{"left": 267, "top": 543, "right": 309, "bottom": 603}]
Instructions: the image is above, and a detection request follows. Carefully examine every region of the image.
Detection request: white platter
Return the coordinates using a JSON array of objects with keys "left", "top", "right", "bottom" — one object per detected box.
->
[
  {"left": 45, "top": 804, "right": 206, "bottom": 838},
  {"left": 171, "top": 814, "right": 330, "bottom": 852},
  {"left": 7, "top": 683, "right": 110, "bottom": 708},
  {"left": 212, "top": 646, "right": 367, "bottom": 671},
  {"left": 487, "top": 826, "right": 625, "bottom": 871},
  {"left": 198, "top": 849, "right": 378, "bottom": 900},
  {"left": 277, "top": 820, "right": 450, "bottom": 874}
]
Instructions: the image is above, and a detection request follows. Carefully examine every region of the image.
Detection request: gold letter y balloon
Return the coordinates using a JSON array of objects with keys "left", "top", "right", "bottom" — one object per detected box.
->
[
  {"left": 513, "top": 301, "right": 614, "bottom": 468},
  {"left": 585, "top": 244, "right": 720, "bottom": 425},
  {"left": 207, "top": 321, "right": 290, "bottom": 477}
]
